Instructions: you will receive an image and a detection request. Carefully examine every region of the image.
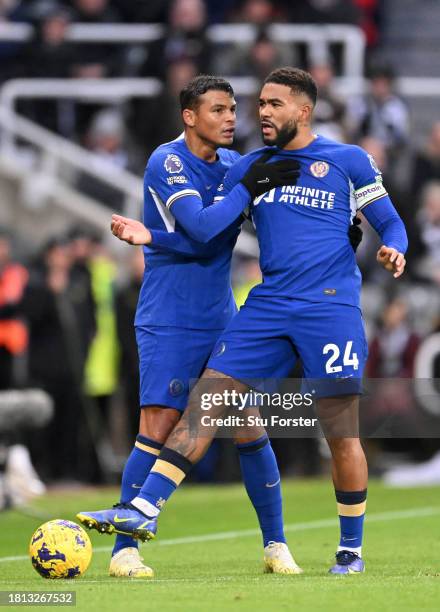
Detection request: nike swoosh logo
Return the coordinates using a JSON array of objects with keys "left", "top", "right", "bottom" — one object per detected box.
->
[
  {"left": 342, "top": 537, "right": 357, "bottom": 541},
  {"left": 257, "top": 177, "right": 270, "bottom": 184},
  {"left": 265, "top": 478, "right": 280, "bottom": 488},
  {"left": 114, "top": 515, "right": 137, "bottom": 523},
  {"left": 131, "top": 484, "right": 142, "bottom": 489}
]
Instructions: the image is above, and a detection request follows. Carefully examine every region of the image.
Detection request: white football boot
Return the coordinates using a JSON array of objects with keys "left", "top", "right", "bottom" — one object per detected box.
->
[
  {"left": 109, "top": 547, "right": 154, "bottom": 578},
  {"left": 263, "top": 541, "right": 303, "bottom": 575}
]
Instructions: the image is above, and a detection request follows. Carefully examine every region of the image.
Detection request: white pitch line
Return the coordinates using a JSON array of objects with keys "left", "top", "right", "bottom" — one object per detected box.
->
[{"left": 1, "top": 506, "right": 439, "bottom": 565}]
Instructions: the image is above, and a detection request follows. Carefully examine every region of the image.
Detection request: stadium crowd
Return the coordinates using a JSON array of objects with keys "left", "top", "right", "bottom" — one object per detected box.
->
[{"left": 0, "top": 0, "right": 439, "bottom": 502}]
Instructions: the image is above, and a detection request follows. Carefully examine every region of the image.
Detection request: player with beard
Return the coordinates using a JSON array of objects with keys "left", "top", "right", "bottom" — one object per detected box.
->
[{"left": 78, "top": 68, "right": 385, "bottom": 576}]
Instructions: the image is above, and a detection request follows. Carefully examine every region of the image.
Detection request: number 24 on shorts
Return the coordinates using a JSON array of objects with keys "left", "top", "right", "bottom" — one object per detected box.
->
[{"left": 323, "top": 341, "right": 359, "bottom": 374}]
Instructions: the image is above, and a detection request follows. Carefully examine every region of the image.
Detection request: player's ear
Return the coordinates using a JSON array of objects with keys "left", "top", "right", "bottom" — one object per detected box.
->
[
  {"left": 300, "top": 103, "right": 313, "bottom": 124},
  {"left": 182, "top": 108, "right": 196, "bottom": 128}
]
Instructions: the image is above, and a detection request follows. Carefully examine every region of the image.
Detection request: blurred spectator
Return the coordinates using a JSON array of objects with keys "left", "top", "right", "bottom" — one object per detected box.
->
[
  {"left": 67, "top": 0, "right": 126, "bottom": 134},
  {"left": 310, "top": 61, "right": 346, "bottom": 142},
  {"left": 25, "top": 6, "right": 73, "bottom": 78},
  {"left": 115, "top": 247, "right": 144, "bottom": 439},
  {"left": 111, "top": 0, "right": 169, "bottom": 23},
  {"left": 71, "top": 0, "right": 120, "bottom": 23},
  {"left": 82, "top": 233, "right": 119, "bottom": 476},
  {"left": 229, "top": 29, "right": 284, "bottom": 79},
  {"left": 131, "top": 57, "right": 197, "bottom": 155},
  {"left": 0, "top": 0, "right": 32, "bottom": 82},
  {"left": 232, "top": 0, "right": 287, "bottom": 24},
  {"left": 413, "top": 182, "right": 440, "bottom": 285},
  {"left": 0, "top": 229, "right": 28, "bottom": 390},
  {"left": 365, "top": 297, "right": 420, "bottom": 435},
  {"left": 70, "top": 0, "right": 123, "bottom": 79},
  {"left": 367, "top": 298, "right": 420, "bottom": 378},
  {"left": 204, "top": 0, "right": 236, "bottom": 23},
  {"left": 76, "top": 108, "right": 136, "bottom": 207},
  {"left": 289, "top": 0, "right": 361, "bottom": 24},
  {"left": 21, "top": 237, "right": 95, "bottom": 481},
  {"left": 18, "top": 6, "right": 76, "bottom": 135},
  {"left": 65, "top": 226, "right": 98, "bottom": 349},
  {"left": 347, "top": 64, "right": 410, "bottom": 157},
  {"left": 141, "top": 0, "right": 211, "bottom": 79},
  {"left": 352, "top": 0, "right": 382, "bottom": 47},
  {"left": 410, "top": 121, "right": 440, "bottom": 200},
  {"left": 226, "top": 30, "right": 287, "bottom": 150},
  {"left": 287, "top": 1, "right": 361, "bottom": 71}
]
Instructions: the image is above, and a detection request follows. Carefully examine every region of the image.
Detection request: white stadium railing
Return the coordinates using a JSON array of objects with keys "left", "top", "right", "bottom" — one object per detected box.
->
[
  {"left": 0, "top": 104, "right": 143, "bottom": 219},
  {"left": 0, "top": 22, "right": 164, "bottom": 43},
  {"left": 0, "top": 77, "right": 162, "bottom": 116},
  {"left": 0, "top": 22, "right": 365, "bottom": 78}
]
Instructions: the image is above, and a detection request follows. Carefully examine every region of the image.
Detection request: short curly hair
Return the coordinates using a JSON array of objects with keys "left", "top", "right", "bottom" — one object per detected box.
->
[{"left": 264, "top": 67, "right": 317, "bottom": 106}]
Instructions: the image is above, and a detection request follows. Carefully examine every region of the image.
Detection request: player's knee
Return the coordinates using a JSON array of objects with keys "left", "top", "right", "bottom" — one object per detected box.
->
[
  {"left": 138, "top": 406, "right": 181, "bottom": 443},
  {"left": 327, "top": 437, "right": 364, "bottom": 461},
  {"left": 232, "top": 408, "right": 266, "bottom": 445}
]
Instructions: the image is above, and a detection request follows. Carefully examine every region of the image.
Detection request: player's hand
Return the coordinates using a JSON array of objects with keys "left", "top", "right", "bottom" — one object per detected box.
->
[
  {"left": 376, "top": 245, "right": 406, "bottom": 278},
  {"left": 240, "top": 152, "right": 301, "bottom": 200},
  {"left": 348, "top": 216, "right": 363, "bottom": 252},
  {"left": 111, "top": 214, "right": 152, "bottom": 245}
]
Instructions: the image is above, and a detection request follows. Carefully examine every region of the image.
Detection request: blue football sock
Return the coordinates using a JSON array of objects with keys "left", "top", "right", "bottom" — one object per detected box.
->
[
  {"left": 236, "top": 435, "right": 286, "bottom": 547},
  {"left": 132, "top": 447, "right": 193, "bottom": 518},
  {"left": 112, "top": 435, "right": 162, "bottom": 556},
  {"left": 335, "top": 489, "right": 367, "bottom": 555}
]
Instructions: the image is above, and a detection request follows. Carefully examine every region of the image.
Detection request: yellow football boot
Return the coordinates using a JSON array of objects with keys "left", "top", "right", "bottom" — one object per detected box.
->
[
  {"left": 109, "top": 547, "right": 154, "bottom": 578},
  {"left": 263, "top": 541, "right": 303, "bottom": 575}
]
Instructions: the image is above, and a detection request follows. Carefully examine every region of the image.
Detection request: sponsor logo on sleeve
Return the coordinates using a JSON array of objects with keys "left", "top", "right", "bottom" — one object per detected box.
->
[
  {"left": 164, "top": 154, "right": 183, "bottom": 174},
  {"left": 167, "top": 175, "right": 188, "bottom": 185},
  {"left": 368, "top": 154, "right": 381, "bottom": 174}
]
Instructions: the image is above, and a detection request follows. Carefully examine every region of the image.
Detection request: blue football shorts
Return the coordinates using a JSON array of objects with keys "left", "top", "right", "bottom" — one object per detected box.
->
[
  {"left": 207, "top": 297, "right": 368, "bottom": 398},
  {"left": 135, "top": 326, "right": 223, "bottom": 411}
]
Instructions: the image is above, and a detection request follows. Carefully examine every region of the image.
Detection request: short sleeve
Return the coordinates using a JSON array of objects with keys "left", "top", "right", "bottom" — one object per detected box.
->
[
  {"left": 348, "top": 146, "right": 389, "bottom": 211},
  {"left": 145, "top": 150, "right": 201, "bottom": 211}
]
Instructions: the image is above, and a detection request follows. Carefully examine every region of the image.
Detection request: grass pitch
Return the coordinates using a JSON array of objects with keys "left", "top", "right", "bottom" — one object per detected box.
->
[{"left": 0, "top": 479, "right": 439, "bottom": 611}]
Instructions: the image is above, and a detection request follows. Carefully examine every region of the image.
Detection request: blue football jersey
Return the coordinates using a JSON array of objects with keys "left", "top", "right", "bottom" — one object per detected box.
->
[
  {"left": 214, "top": 135, "right": 390, "bottom": 308},
  {"left": 135, "top": 137, "right": 240, "bottom": 330}
]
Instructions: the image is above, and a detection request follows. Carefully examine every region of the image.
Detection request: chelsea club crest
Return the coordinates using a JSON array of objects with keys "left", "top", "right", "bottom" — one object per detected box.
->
[{"left": 310, "top": 161, "right": 330, "bottom": 178}]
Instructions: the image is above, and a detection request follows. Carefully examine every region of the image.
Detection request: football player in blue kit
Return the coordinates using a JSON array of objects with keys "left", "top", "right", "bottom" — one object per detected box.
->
[
  {"left": 78, "top": 75, "right": 304, "bottom": 577},
  {"left": 79, "top": 69, "right": 382, "bottom": 575}
]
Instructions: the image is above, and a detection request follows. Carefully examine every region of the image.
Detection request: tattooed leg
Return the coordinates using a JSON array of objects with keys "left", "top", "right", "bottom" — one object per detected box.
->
[{"left": 165, "top": 368, "right": 250, "bottom": 462}]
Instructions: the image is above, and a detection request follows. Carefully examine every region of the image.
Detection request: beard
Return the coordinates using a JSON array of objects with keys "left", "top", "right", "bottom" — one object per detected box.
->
[{"left": 262, "top": 119, "right": 298, "bottom": 148}]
